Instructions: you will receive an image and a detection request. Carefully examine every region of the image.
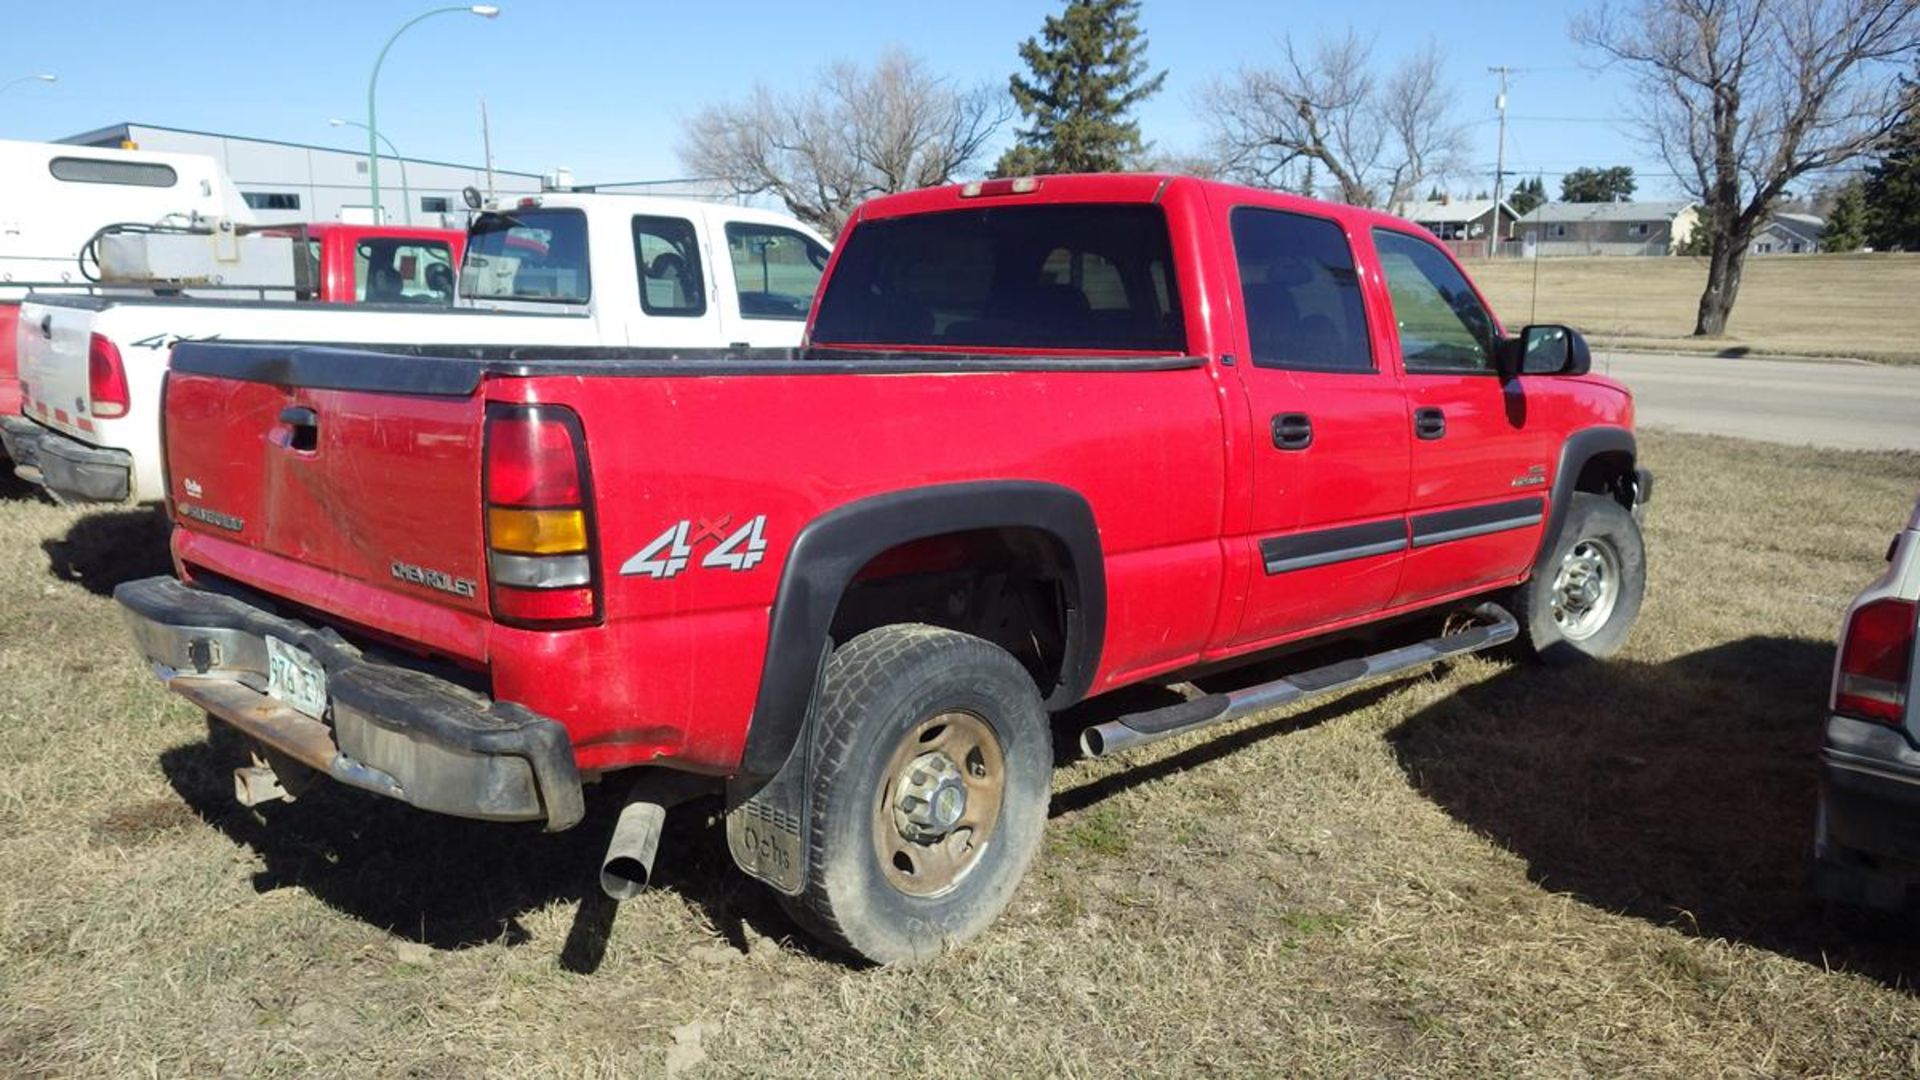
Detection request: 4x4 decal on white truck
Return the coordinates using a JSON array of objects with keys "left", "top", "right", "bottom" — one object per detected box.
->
[{"left": 621, "top": 515, "right": 769, "bottom": 579}]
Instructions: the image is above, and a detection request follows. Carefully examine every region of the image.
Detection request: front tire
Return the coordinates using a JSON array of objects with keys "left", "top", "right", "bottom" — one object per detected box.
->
[
  {"left": 1513, "top": 492, "right": 1646, "bottom": 662},
  {"left": 780, "top": 624, "right": 1052, "bottom": 965}
]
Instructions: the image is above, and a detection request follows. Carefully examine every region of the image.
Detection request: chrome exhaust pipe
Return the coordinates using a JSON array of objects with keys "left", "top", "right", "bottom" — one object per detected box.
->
[
  {"left": 599, "top": 771, "right": 708, "bottom": 900},
  {"left": 600, "top": 797, "right": 667, "bottom": 899}
]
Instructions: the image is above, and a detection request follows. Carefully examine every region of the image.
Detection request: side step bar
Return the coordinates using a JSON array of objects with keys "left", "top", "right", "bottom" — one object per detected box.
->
[{"left": 1079, "top": 603, "right": 1518, "bottom": 758}]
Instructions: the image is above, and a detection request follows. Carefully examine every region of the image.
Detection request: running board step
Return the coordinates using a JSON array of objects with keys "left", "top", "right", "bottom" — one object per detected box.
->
[{"left": 1079, "top": 602, "right": 1518, "bottom": 758}]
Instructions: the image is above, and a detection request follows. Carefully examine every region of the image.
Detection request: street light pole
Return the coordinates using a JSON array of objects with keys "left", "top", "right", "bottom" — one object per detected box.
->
[
  {"left": 331, "top": 119, "right": 413, "bottom": 225},
  {"left": 366, "top": 5, "right": 498, "bottom": 223},
  {"left": 0, "top": 73, "right": 57, "bottom": 96}
]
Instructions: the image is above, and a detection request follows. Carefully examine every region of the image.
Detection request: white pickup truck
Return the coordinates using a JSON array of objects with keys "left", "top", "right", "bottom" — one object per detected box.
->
[{"left": 2, "top": 192, "right": 831, "bottom": 503}]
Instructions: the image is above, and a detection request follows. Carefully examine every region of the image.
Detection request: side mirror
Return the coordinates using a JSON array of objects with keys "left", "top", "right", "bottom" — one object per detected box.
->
[{"left": 1498, "top": 324, "right": 1590, "bottom": 379}]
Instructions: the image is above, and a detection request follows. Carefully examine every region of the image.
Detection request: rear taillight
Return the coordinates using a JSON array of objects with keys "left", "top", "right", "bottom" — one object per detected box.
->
[
  {"left": 484, "top": 404, "right": 599, "bottom": 629},
  {"left": 88, "top": 333, "right": 129, "bottom": 418},
  {"left": 1835, "top": 598, "right": 1917, "bottom": 724}
]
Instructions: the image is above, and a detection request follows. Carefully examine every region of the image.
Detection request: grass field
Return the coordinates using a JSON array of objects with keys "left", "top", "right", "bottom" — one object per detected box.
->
[
  {"left": 6, "top": 432, "right": 1920, "bottom": 1076},
  {"left": 1468, "top": 253, "right": 1920, "bottom": 364}
]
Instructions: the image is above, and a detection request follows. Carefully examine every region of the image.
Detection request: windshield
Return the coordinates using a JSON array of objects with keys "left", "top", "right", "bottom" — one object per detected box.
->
[
  {"left": 461, "top": 208, "right": 590, "bottom": 304},
  {"left": 810, "top": 204, "right": 1186, "bottom": 352}
]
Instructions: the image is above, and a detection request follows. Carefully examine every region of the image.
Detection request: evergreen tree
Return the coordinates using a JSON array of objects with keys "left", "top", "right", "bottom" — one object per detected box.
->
[
  {"left": 1865, "top": 64, "right": 1920, "bottom": 252},
  {"left": 1560, "top": 165, "right": 1637, "bottom": 202},
  {"left": 1824, "top": 180, "right": 1869, "bottom": 252},
  {"left": 995, "top": 0, "right": 1166, "bottom": 177},
  {"left": 1509, "top": 175, "right": 1548, "bottom": 217}
]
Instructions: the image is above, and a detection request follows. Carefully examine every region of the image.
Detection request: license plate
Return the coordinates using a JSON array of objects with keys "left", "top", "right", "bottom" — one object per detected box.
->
[{"left": 265, "top": 636, "right": 328, "bottom": 720}]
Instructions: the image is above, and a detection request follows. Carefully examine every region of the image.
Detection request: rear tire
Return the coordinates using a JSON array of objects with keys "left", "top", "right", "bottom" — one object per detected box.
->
[
  {"left": 779, "top": 624, "right": 1051, "bottom": 965},
  {"left": 1513, "top": 492, "right": 1645, "bottom": 663}
]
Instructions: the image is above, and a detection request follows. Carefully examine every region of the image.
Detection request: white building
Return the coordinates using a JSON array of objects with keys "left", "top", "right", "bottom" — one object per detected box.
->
[
  {"left": 1515, "top": 201, "right": 1701, "bottom": 257},
  {"left": 57, "top": 121, "right": 545, "bottom": 228}
]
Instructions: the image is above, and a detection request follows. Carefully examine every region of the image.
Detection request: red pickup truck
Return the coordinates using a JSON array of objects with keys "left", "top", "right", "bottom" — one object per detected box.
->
[{"left": 118, "top": 174, "right": 1649, "bottom": 964}]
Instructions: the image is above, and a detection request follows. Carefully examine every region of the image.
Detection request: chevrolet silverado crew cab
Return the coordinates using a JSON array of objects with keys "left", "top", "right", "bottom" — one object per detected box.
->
[
  {"left": 117, "top": 174, "right": 1651, "bottom": 964},
  {"left": 5, "top": 193, "right": 830, "bottom": 502}
]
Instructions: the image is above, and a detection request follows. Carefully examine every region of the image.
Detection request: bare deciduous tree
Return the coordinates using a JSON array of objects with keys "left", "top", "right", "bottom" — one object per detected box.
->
[
  {"left": 680, "top": 49, "right": 1009, "bottom": 236},
  {"left": 1576, "top": 0, "right": 1920, "bottom": 336},
  {"left": 1197, "top": 32, "right": 1468, "bottom": 208}
]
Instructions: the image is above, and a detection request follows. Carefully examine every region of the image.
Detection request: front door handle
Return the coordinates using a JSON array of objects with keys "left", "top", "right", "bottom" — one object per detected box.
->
[
  {"left": 1272, "top": 412, "right": 1313, "bottom": 451},
  {"left": 1414, "top": 407, "right": 1446, "bottom": 441}
]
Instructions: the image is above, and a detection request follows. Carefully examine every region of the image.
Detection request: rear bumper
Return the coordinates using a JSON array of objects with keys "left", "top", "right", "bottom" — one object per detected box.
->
[
  {"left": 0, "top": 414, "right": 131, "bottom": 503},
  {"left": 115, "top": 575, "right": 585, "bottom": 831},
  {"left": 1815, "top": 716, "right": 1920, "bottom": 907}
]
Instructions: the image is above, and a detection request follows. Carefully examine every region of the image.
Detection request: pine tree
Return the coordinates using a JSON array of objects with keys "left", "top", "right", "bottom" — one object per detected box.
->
[
  {"left": 1865, "top": 64, "right": 1920, "bottom": 252},
  {"left": 1824, "top": 180, "right": 1868, "bottom": 252},
  {"left": 995, "top": 0, "right": 1166, "bottom": 177},
  {"left": 1508, "top": 175, "right": 1548, "bottom": 217}
]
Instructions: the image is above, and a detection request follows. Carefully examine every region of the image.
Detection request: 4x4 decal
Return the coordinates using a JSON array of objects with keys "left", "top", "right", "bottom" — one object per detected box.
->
[{"left": 621, "top": 515, "right": 769, "bottom": 579}]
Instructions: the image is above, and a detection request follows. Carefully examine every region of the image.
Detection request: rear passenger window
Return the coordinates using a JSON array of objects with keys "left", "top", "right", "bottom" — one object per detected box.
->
[
  {"left": 1230, "top": 208, "right": 1372, "bottom": 372},
  {"left": 633, "top": 216, "right": 706, "bottom": 317}
]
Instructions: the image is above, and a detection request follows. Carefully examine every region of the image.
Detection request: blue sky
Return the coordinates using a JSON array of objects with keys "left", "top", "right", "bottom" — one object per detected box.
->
[{"left": 0, "top": 0, "right": 1681, "bottom": 199}]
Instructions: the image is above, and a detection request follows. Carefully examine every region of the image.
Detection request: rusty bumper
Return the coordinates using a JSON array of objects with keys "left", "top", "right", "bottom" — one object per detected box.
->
[{"left": 115, "top": 575, "right": 585, "bottom": 830}]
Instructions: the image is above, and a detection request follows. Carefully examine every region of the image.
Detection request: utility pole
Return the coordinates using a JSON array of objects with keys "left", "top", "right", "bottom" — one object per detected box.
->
[
  {"left": 480, "top": 97, "right": 496, "bottom": 200},
  {"left": 1488, "top": 65, "right": 1514, "bottom": 257}
]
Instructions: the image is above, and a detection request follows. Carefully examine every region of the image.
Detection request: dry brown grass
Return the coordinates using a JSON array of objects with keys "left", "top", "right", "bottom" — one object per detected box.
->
[
  {"left": 5, "top": 434, "right": 1920, "bottom": 1076},
  {"left": 1468, "top": 253, "right": 1920, "bottom": 364}
]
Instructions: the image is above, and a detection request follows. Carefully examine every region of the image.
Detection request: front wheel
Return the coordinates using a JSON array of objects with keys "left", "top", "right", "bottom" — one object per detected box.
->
[
  {"left": 1512, "top": 492, "right": 1646, "bottom": 662},
  {"left": 779, "top": 624, "right": 1052, "bottom": 965}
]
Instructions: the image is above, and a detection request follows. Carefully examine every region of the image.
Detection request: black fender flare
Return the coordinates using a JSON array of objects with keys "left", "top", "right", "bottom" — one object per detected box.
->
[
  {"left": 735, "top": 480, "right": 1106, "bottom": 778},
  {"left": 1533, "top": 426, "right": 1637, "bottom": 578}
]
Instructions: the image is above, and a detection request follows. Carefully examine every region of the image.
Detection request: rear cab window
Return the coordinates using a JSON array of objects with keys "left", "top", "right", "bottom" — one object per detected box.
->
[
  {"left": 462, "top": 208, "right": 590, "bottom": 304},
  {"left": 726, "top": 222, "right": 829, "bottom": 321},
  {"left": 355, "top": 237, "right": 457, "bottom": 303},
  {"left": 810, "top": 204, "right": 1186, "bottom": 352}
]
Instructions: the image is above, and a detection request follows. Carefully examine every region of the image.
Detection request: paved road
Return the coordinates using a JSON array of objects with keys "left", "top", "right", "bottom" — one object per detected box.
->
[{"left": 1593, "top": 351, "right": 1920, "bottom": 452}]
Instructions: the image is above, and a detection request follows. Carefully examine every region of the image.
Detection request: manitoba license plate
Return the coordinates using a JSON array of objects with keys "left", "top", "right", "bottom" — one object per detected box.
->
[{"left": 265, "top": 636, "right": 327, "bottom": 720}]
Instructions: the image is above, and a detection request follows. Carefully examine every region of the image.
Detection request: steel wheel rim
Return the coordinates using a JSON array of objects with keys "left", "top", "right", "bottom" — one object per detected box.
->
[
  {"left": 1551, "top": 536, "right": 1621, "bottom": 641},
  {"left": 873, "top": 710, "right": 1005, "bottom": 898}
]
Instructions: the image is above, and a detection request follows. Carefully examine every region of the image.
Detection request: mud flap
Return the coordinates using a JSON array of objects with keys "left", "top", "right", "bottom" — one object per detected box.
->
[{"left": 724, "top": 646, "right": 828, "bottom": 896}]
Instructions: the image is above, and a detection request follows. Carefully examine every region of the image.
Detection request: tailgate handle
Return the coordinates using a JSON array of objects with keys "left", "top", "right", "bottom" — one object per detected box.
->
[{"left": 278, "top": 405, "right": 318, "bottom": 452}]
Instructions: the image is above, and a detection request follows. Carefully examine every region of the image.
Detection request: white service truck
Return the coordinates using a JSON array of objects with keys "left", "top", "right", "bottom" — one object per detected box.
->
[{"left": 3, "top": 193, "right": 832, "bottom": 502}]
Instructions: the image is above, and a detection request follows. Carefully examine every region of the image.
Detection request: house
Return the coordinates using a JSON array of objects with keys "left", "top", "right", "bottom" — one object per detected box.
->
[
  {"left": 1515, "top": 201, "right": 1699, "bottom": 256},
  {"left": 1750, "top": 213, "right": 1825, "bottom": 255},
  {"left": 1389, "top": 198, "right": 1519, "bottom": 258}
]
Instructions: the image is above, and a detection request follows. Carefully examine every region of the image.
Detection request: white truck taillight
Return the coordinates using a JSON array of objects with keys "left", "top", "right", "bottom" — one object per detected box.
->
[
  {"left": 483, "top": 404, "right": 601, "bottom": 629},
  {"left": 1835, "top": 598, "right": 1917, "bottom": 724},
  {"left": 88, "top": 333, "right": 130, "bottom": 418}
]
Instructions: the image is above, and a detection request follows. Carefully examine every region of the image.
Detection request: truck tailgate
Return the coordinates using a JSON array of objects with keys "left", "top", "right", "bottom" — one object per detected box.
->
[
  {"left": 165, "top": 356, "right": 492, "bottom": 639},
  {"left": 16, "top": 298, "right": 92, "bottom": 435}
]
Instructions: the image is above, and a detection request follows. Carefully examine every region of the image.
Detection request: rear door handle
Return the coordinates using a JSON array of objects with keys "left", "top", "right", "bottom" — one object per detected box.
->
[
  {"left": 1271, "top": 412, "right": 1313, "bottom": 451},
  {"left": 1414, "top": 407, "right": 1446, "bottom": 441}
]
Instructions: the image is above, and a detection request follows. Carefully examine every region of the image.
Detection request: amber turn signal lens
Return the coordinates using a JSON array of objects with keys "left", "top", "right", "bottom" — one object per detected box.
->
[{"left": 488, "top": 507, "right": 588, "bottom": 555}]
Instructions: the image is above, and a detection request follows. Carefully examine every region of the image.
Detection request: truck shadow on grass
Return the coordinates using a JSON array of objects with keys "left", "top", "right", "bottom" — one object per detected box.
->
[
  {"left": 151, "top": 671, "right": 1395, "bottom": 974},
  {"left": 156, "top": 725, "right": 814, "bottom": 972},
  {"left": 1390, "top": 634, "right": 1920, "bottom": 991},
  {"left": 44, "top": 507, "right": 172, "bottom": 596}
]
